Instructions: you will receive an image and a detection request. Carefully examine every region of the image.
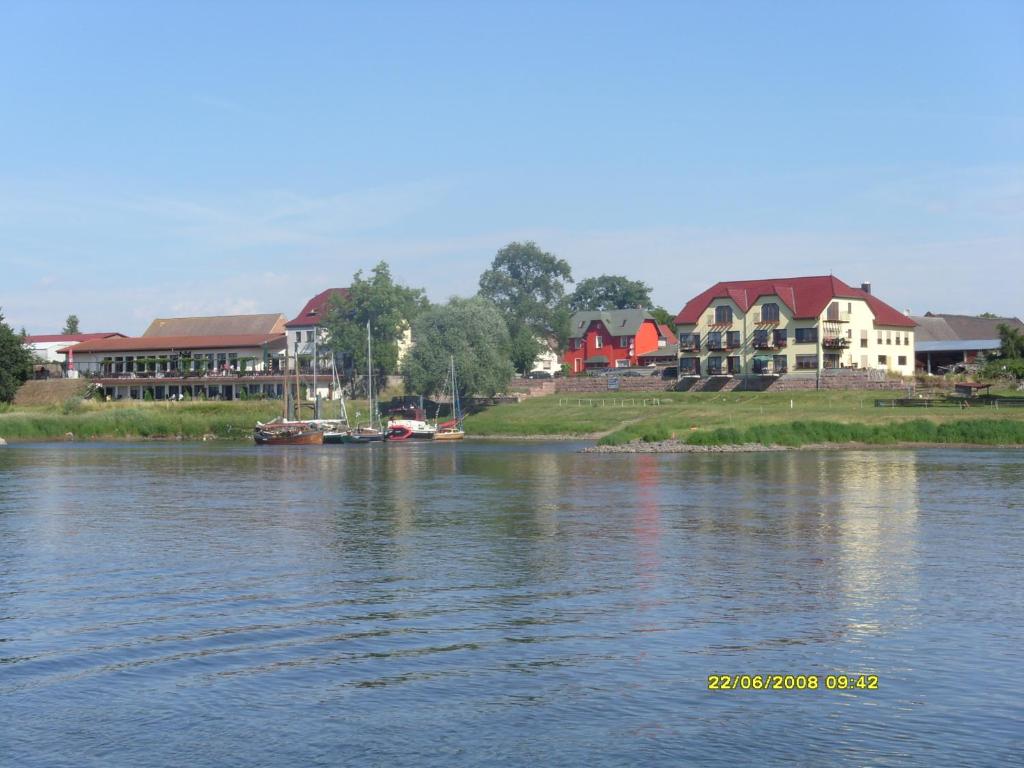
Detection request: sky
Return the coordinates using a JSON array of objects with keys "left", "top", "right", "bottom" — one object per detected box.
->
[{"left": 1, "top": 0, "right": 1021, "bottom": 335}]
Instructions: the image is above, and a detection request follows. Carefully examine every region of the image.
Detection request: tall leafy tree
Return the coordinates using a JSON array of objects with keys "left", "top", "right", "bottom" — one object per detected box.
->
[
  {"left": 568, "top": 275, "right": 652, "bottom": 312},
  {"left": 0, "top": 308, "right": 33, "bottom": 402},
  {"left": 477, "top": 241, "right": 573, "bottom": 344},
  {"left": 323, "top": 262, "right": 429, "bottom": 380},
  {"left": 997, "top": 323, "right": 1024, "bottom": 358},
  {"left": 649, "top": 307, "right": 678, "bottom": 335},
  {"left": 62, "top": 315, "right": 80, "bottom": 335},
  {"left": 402, "top": 297, "right": 514, "bottom": 399},
  {"left": 508, "top": 326, "right": 543, "bottom": 376}
]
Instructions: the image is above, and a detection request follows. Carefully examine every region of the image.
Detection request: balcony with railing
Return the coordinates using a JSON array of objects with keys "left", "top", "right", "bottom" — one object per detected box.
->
[
  {"left": 822, "top": 336, "right": 851, "bottom": 349},
  {"left": 678, "top": 334, "right": 700, "bottom": 353}
]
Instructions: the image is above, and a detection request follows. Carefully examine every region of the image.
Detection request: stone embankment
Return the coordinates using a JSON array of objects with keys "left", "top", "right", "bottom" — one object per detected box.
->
[{"left": 583, "top": 440, "right": 786, "bottom": 454}]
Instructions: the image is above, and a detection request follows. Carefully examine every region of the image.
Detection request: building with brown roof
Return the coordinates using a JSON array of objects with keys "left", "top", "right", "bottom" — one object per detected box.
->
[
  {"left": 143, "top": 314, "right": 286, "bottom": 337},
  {"left": 673, "top": 275, "right": 916, "bottom": 379},
  {"left": 58, "top": 333, "right": 288, "bottom": 401},
  {"left": 24, "top": 333, "right": 126, "bottom": 363},
  {"left": 912, "top": 313, "right": 1024, "bottom": 374}
]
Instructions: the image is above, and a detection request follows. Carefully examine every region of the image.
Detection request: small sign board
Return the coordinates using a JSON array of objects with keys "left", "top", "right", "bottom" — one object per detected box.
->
[{"left": 607, "top": 375, "right": 620, "bottom": 391}]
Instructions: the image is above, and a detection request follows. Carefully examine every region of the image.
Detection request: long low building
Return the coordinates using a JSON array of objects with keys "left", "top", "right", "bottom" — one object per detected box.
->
[
  {"left": 61, "top": 333, "right": 291, "bottom": 400},
  {"left": 913, "top": 313, "right": 1024, "bottom": 374},
  {"left": 25, "top": 332, "right": 125, "bottom": 364}
]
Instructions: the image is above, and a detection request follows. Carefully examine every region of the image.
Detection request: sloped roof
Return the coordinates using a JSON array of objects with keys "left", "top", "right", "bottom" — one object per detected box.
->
[
  {"left": 142, "top": 314, "right": 286, "bottom": 337},
  {"left": 640, "top": 344, "right": 679, "bottom": 359},
  {"left": 569, "top": 309, "right": 655, "bottom": 339},
  {"left": 285, "top": 288, "right": 349, "bottom": 328},
  {"left": 657, "top": 324, "right": 678, "bottom": 344},
  {"left": 674, "top": 275, "right": 916, "bottom": 328},
  {"left": 59, "top": 334, "right": 287, "bottom": 354},
  {"left": 912, "top": 313, "right": 1024, "bottom": 343},
  {"left": 25, "top": 333, "right": 125, "bottom": 344}
]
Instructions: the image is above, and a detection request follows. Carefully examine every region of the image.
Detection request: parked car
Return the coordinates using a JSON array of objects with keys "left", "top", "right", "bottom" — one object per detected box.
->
[{"left": 527, "top": 371, "right": 553, "bottom": 379}]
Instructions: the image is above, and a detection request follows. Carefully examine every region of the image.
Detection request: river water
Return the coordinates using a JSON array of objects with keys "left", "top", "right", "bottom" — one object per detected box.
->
[{"left": 0, "top": 442, "right": 1021, "bottom": 766}]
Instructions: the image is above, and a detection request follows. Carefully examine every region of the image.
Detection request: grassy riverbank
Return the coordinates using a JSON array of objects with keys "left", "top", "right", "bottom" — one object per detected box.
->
[
  {"left": 2, "top": 389, "right": 1023, "bottom": 446},
  {"left": 0, "top": 399, "right": 368, "bottom": 441},
  {"left": 464, "top": 389, "right": 1024, "bottom": 446}
]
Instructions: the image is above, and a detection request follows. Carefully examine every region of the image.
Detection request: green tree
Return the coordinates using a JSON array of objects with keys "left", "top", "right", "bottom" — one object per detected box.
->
[
  {"left": 508, "top": 326, "right": 543, "bottom": 376},
  {"left": 0, "top": 308, "right": 34, "bottom": 402},
  {"left": 648, "top": 307, "right": 678, "bottom": 335},
  {"left": 978, "top": 312, "right": 998, "bottom": 319},
  {"left": 568, "top": 274, "right": 652, "bottom": 312},
  {"left": 62, "top": 315, "right": 80, "bottom": 335},
  {"left": 323, "top": 262, "right": 429, "bottom": 380},
  {"left": 402, "top": 297, "right": 514, "bottom": 398},
  {"left": 997, "top": 323, "right": 1024, "bottom": 358},
  {"left": 478, "top": 241, "right": 573, "bottom": 343}
]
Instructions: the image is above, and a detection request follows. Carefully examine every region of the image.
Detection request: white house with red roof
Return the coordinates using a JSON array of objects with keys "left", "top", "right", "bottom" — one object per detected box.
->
[
  {"left": 286, "top": 287, "right": 414, "bottom": 378},
  {"left": 284, "top": 288, "right": 348, "bottom": 368},
  {"left": 24, "top": 332, "right": 126, "bottom": 364},
  {"left": 673, "top": 276, "right": 916, "bottom": 379}
]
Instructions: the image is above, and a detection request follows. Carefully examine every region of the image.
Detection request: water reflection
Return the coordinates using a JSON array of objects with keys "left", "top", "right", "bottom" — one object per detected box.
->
[{"left": 0, "top": 443, "right": 1020, "bottom": 768}]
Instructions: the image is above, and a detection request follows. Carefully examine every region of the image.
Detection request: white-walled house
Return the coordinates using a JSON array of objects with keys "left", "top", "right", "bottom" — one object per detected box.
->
[
  {"left": 60, "top": 333, "right": 288, "bottom": 400},
  {"left": 529, "top": 339, "right": 561, "bottom": 375},
  {"left": 674, "top": 276, "right": 917, "bottom": 379},
  {"left": 25, "top": 333, "right": 125, "bottom": 365}
]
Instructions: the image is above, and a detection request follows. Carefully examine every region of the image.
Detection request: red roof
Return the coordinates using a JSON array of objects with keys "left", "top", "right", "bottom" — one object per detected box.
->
[
  {"left": 25, "top": 333, "right": 125, "bottom": 343},
  {"left": 57, "top": 334, "right": 286, "bottom": 354},
  {"left": 674, "top": 275, "right": 916, "bottom": 328},
  {"left": 285, "top": 288, "right": 348, "bottom": 328},
  {"left": 657, "top": 324, "right": 678, "bottom": 344}
]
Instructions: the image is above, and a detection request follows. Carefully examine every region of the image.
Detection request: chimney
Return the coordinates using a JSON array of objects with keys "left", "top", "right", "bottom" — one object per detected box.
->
[{"left": 861, "top": 282, "right": 871, "bottom": 294}]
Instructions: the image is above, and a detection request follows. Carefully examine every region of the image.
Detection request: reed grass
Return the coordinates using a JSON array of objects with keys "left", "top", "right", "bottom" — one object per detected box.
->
[{"left": 597, "top": 418, "right": 1024, "bottom": 447}]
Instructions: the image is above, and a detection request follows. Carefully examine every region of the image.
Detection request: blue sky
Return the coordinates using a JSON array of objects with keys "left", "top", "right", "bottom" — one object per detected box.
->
[{"left": 1, "top": 0, "right": 1021, "bottom": 334}]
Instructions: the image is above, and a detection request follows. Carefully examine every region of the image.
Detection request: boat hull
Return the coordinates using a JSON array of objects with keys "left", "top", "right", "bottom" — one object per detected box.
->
[
  {"left": 432, "top": 430, "right": 465, "bottom": 441},
  {"left": 324, "top": 429, "right": 386, "bottom": 444},
  {"left": 254, "top": 429, "right": 325, "bottom": 446}
]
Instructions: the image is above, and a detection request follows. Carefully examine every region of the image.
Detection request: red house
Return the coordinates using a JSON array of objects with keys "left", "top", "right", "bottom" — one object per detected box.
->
[{"left": 563, "top": 309, "right": 670, "bottom": 373}]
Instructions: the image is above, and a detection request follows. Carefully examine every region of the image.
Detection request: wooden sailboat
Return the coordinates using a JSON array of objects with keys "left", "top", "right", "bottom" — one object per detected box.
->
[
  {"left": 433, "top": 356, "right": 465, "bottom": 441},
  {"left": 253, "top": 347, "right": 326, "bottom": 445},
  {"left": 324, "top": 321, "right": 385, "bottom": 444}
]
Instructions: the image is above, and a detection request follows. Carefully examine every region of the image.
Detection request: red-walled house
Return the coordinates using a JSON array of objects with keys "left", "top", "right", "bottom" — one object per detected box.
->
[{"left": 563, "top": 309, "right": 667, "bottom": 373}]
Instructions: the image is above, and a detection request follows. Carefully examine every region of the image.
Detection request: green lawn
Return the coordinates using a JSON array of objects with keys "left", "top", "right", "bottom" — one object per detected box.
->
[
  {"left": 3, "top": 389, "right": 1023, "bottom": 446},
  {"left": 0, "top": 397, "right": 373, "bottom": 441},
  {"left": 465, "top": 389, "right": 1024, "bottom": 445}
]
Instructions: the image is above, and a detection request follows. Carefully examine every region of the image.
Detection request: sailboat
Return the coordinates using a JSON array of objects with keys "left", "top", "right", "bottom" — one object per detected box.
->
[
  {"left": 324, "top": 321, "right": 386, "bottom": 444},
  {"left": 432, "top": 356, "right": 465, "bottom": 441},
  {"left": 254, "top": 346, "right": 325, "bottom": 445}
]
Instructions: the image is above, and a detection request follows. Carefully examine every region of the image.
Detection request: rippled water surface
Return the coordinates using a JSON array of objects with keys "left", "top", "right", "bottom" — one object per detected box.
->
[{"left": 1, "top": 442, "right": 1021, "bottom": 766}]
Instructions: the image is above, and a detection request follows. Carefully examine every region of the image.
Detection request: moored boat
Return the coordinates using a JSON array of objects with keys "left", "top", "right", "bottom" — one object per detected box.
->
[
  {"left": 254, "top": 426, "right": 325, "bottom": 445},
  {"left": 431, "top": 357, "right": 465, "bottom": 441}
]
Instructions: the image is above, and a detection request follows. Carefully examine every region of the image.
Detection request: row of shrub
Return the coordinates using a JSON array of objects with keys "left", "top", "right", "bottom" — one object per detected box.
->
[{"left": 599, "top": 419, "right": 1024, "bottom": 447}]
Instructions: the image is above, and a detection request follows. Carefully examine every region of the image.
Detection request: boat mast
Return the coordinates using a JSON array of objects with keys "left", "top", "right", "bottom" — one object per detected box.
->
[
  {"left": 313, "top": 326, "right": 318, "bottom": 420},
  {"left": 283, "top": 346, "right": 290, "bottom": 420},
  {"left": 295, "top": 336, "right": 301, "bottom": 421},
  {"left": 366, "top": 320, "right": 374, "bottom": 428},
  {"left": 451, "top": 354, "right": 460, "bottom": 426}
]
